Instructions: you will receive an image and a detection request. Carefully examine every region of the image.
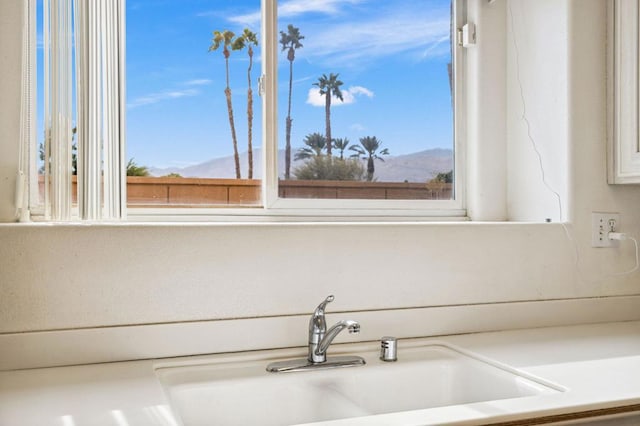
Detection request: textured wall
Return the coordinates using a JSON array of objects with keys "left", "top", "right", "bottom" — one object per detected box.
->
[
  {"left": 1, "top": 221, "right": 638, "bottom": 333},
  {"left": 0, "top": 0, "right": 639, "bottom": 335}
]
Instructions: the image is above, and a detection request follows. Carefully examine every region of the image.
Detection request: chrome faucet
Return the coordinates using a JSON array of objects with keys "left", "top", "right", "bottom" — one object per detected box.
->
[
  {"left": 308, "top": 295, "right": 360, "bottom": 363},
  {"left": 266, "top": 295, "right": 365, "bottom": 373}
]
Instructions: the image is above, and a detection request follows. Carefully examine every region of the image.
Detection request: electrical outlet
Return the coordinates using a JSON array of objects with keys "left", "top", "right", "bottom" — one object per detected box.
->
[{"left": 592, "top": 212, "right": 620, "bottom": 247}]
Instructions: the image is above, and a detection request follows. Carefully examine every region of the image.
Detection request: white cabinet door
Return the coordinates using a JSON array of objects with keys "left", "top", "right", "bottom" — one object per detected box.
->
[{"left": 609, "top": 0, "right": 640, "bottom": 184}]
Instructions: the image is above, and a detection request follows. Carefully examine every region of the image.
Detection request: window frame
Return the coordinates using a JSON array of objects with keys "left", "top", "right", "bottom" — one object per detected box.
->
[
  {"left": 33, "top": 0, "right": 468, "bottom": 222},
  {"left": 258, "top": 0, "right": 465, "bottom": 217}
]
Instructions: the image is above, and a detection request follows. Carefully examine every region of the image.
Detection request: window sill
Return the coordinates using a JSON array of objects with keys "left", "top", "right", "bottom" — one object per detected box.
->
[{"left": 124, "top": 206, "right": 468, "bottom": 223}]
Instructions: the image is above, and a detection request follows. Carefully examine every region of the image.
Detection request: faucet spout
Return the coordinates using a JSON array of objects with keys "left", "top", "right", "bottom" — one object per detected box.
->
[
  {"left": 267, "top": 295, "right": 365, "bottom": 372},
  {"left": 316, "top": 320, "right": 360, "bottom": 358},
  {"left": 306, "top": 295, "right": 361, "bottom": 364}
]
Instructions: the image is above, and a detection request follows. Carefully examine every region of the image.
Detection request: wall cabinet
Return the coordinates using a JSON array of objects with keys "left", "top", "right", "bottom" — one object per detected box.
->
[{"left": 609, "top": 0, "right": 640, "bottom": 184}]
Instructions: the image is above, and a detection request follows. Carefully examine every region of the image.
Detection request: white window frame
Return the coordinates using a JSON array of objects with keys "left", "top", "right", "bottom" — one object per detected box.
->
[
  {"left": 608, "top": 0, "right": 640, "bottom": 184},
  {"left": 33, "top": 0, "right": 468, "bottom": 222},
  {"left": 254, "top": 0, "right": 465, "bottom": 218}
]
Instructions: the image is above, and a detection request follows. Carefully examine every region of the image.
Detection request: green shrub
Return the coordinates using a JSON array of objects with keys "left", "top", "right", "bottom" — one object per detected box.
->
[
  {"left": 430, "top": 170, "right": 453, "bottom": 183},
  {"left": 293, "top": 156, "right": 365, "bottom": 181},
  {"left": 126, "top": 159, "right": 150, "bottom": 176}
]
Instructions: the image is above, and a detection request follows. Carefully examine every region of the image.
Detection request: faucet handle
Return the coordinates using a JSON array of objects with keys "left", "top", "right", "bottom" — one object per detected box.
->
[
  {"left": 309, "top": 295, "right": 334, "bottom": 336},
  {"left": 313, "top": 295, "right": 334, "bottom": 317}
]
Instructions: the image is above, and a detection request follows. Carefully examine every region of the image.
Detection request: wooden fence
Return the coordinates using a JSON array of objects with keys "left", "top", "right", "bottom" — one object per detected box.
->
[{"left": 45, "top": 177, "right": 452, "bottom": 206}]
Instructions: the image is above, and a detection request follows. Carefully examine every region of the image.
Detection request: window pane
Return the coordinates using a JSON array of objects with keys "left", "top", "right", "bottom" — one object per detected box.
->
[
  {"left": 126, "top": 0, "right": 262, "bottom": 207},
  {"left": 36, "top": 0, "right": 78, "bottom": 211},
  {"left": 36, "top": 0, "right": 46, "bottom": 206},
  {"left": 277, "top": 0, "right": 454, "bottom": 201}
]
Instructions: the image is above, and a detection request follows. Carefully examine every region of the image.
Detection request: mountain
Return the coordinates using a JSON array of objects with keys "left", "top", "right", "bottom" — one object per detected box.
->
[
  {"left": 372, "top": 149, "right": 453, "bottom": 182},
  {"left": 150, "top": 148, "right": 453, "bottom": 183}
]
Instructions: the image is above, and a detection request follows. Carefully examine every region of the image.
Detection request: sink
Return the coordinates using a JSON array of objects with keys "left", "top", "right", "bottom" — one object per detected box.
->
[{"left": 155, "top": 341, "right": 563, "bottom": 426}]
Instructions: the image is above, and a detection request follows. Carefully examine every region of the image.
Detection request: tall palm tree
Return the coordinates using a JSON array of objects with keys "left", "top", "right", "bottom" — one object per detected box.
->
[
  {"left": 209, "top": 30, "right": 242, "bottom": 179},
  {"left": 313, "top": 73, "right": 343, "bottom": 157},
  {"left": 294, "top": 132, "right": 327, "bottom": 161},
  {"left": 350, "top": 136, "right": 389, "bottom": 181},
  {"left": 236, "top": 29, "right": 259, "bottom": 179},
  {"left": 333, "top": 138, "right": 350, "bottom": 159},
  {"left": 280, "top": 25, "right": 304, "bottom": 179}
]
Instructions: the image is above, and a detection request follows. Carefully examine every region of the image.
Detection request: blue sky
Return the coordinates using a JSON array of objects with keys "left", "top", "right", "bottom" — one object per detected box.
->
[
  {"left": 38, "top": 0, "right": 453, "bottom": 171},
  {"left": 125, "top": 0, "right": 453, "bottom": 170}
]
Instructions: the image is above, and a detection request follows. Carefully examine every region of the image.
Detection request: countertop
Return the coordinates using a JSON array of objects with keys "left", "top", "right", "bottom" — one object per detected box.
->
[{"left": 2, "top": 321, "right": 640, "bottom": 425}]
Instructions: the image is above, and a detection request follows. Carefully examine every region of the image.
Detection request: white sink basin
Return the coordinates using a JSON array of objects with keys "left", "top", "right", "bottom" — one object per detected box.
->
[{"left": 155, "top": 341, "right": 563, "bottom": 426}]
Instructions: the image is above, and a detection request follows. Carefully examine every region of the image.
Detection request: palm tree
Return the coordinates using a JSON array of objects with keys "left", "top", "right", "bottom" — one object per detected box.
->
[
  {"left": 350, "top": 136, "right": 389, "bottom": 181},
  {"left": 294, "top": 132, "right": 327, "bottom": 161},
  {"left": 313, "top": 73, "right": 343, "bottom": 157},
  {"left": 333, "top": 138, "right": 350, "bottom": 159},
  {"left": 209, "top": 30, "right": 242, "bottom": 179},
  {"left": 235, "top": 29, "right": 259, "bottom": 179},
  {"left": 280, "top": 25, "right": 304, "bottom": 179}
]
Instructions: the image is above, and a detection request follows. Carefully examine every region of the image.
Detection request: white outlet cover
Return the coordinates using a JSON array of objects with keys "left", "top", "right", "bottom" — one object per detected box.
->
[{"left": 591, "top": 212, "right": 620, "bottom": 248}]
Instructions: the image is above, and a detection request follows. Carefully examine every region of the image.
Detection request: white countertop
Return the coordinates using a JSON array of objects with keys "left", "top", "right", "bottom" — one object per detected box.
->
[{"left": 2, "top": 321, "right": 640, "bottom": 425}]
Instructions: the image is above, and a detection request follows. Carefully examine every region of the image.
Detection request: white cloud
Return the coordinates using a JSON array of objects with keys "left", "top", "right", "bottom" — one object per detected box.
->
[
  {"left": 225, "top": 11, "right": 260, "bottom": 26},
  {"left": 226, "top": 0, "right": 363, "bottom": 26},
  {"left": 293, "top": 75, "right": 315, "bottom": 85},
  {"left": 128, "top": 78, "right": 214, "bottom": 109},
  {"left": 349, "top": 86, "right": 374, "bottom": 98},
  {"left": 306, "top": 89, "right": 327, "bottom": 107},
  {"left": 206, "top": 1, "right": 450, "bottom": 67},
  {"left": 421, "top": 35, "right": 450, "bottom": 60},
  {"left": 279, "top": 0, "right": 363, "bottom": 17},
  {"left": 128, "top": 88, "right": 200, "bottom": 109},
  {"left": 184, "top": 79, "right": 213, "bottom": 86},
  {"left": 306, "top": 85, "right": 374, "bottom": 107},
  {"left": 303, "top": 11, "right": 450, "bottom": 66}
]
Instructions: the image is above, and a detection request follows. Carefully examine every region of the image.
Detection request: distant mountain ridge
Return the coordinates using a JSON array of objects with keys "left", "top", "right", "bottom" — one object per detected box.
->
[{"left": 150, "top": 148, "right": 453, "bottom": 183}]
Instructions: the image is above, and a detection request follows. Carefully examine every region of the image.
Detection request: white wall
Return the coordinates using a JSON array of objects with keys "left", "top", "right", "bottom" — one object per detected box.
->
[
  {"left": 0, "top": 0, "right": 22, "bottom": 222},
  {"left": 0, "top": 222, "right": 584, "bottom": 332},
  {"left": 567, "top": 0, "right": 640, "bottom": 284},
  {"left": 1, "top": 1, "right": 639, "bottom": 348},
  {"left": 506, "top": 0, "right": 569, "bottom": 222},
  {"left": 466, "top": 0, "right": 508, "bottom": 221}
]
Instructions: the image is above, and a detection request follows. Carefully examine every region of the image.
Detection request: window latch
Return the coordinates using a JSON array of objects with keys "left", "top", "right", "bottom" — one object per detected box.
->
[
  {"left": 457, "top": 22, "right": 476, "bottom": 47},
  {"left": 258, "top": 74, "right": 266, "bottom": 97}
]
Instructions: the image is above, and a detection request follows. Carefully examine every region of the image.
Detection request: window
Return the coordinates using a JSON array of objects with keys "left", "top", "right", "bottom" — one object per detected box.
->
[
  {"left": 126, "top": 0, "right": 263, "bottom": 207},
  {"left": 32, "top": 0, "right": 464, "bottom": 220},
  {"left": 275, "top": 1, "right": 457, "bottom": 204}
]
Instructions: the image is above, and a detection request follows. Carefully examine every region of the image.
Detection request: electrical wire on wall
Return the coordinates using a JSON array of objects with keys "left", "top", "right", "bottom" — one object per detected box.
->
[
  {"left": 608, "top": 232, "right": 640, "bottom": 275},
  {"left": 505, "top": 0, "right": 639, "bottom": 279}
]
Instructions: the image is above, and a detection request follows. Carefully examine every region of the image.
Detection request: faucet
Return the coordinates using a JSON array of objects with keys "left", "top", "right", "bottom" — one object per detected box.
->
[
  {"left": 266, "top": 295, "right": 365, "bottom": 372},
  {"left": 308, "top": 295, "right": 360, "bottom": 363}
]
